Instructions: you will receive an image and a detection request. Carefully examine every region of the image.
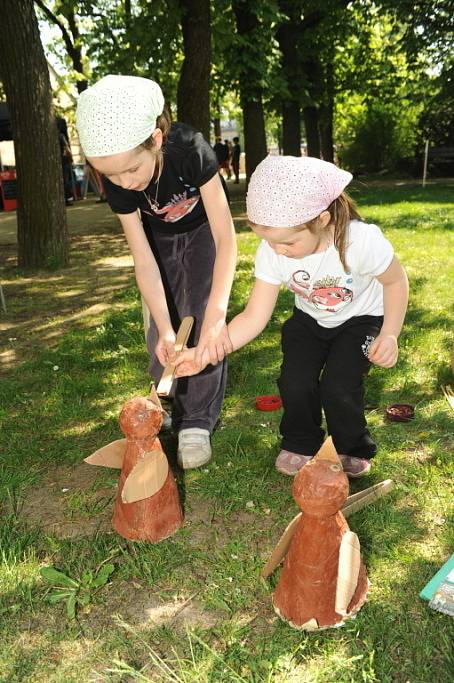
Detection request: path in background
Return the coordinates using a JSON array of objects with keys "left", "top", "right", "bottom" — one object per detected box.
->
[
  {"left": 0, "top": 180, "right": 247, "bottom": 373},
  {"left": 0, "top": 179, "right": 249, "bottom": 245},
  {"left": 0, "top": 197, "right": 117, "bottom": 245}
]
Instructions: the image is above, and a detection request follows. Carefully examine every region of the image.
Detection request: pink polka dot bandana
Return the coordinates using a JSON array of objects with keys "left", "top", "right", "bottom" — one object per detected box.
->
[
  {"left": 76, "top": 75, "right": 165, "bottom": 157},
  {"left": 246, "top": 155, "right": 353, "bottom": 228}
]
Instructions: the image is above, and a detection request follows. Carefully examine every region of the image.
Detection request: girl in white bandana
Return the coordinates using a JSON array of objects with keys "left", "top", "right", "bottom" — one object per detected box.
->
[
  {"left": 76, "top": 75, "right": 237, "bottom": 470},
  {"left": 175, "top": 155, "right": 408, "bottom": 478}
]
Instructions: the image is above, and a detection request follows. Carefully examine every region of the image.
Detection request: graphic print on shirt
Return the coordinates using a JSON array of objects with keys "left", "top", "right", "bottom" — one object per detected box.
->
[
  {"left": 154, "top": 192, "right": 200, "bottom": 222},
  {"left": 143, "top": 176, "right": 200, "bottom": 223},
  {"left": 289, "top": 270, "right": 311, "bottom": 297},
  {"left": 310, "top": 276, "right": 353, "bottom": 312},
  {"left": 288, "top": 272, "right": 353, "bottom": 313}
]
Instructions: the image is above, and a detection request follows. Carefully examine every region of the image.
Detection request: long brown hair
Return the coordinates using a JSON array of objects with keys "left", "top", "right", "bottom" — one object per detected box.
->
[
  {"left": 307, "top": 192, "right": 362, "bottom": 271},
  {"left": 139, "top": 106, "right": 172, "bottom": 183}
]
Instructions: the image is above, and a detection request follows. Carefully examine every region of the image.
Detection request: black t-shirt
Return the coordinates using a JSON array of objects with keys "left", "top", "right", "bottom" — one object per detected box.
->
[
  {"left": 213, "top": 141, "right": 228, "bottom": 164},
  {"left": 103, "top": 122, "right": 219, "bottom": 235}
]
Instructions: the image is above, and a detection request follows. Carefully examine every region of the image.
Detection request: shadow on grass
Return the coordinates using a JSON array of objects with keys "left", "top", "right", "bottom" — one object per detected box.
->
[{"left": 0, "top": 233, "right": 137, "bottom": 374}]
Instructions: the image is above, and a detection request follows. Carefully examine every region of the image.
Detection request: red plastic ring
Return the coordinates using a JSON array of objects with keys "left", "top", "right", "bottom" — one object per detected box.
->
[{"left": 255, "top": 395, "right": 283, "bottom": 411}]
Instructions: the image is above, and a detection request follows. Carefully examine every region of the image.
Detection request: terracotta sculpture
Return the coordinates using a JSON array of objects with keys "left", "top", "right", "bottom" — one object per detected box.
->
[
  {"left": 269, "top": 438, "right": 370, "bottom": 630},
  {"left": 85, "top": 389, "right": 183, "bottom": 542}
]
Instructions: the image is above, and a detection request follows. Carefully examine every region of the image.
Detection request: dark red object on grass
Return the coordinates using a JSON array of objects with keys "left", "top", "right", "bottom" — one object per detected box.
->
[
  {"left": 256, "top": 395, "right": 283, "bottom": 411},
  {"left": 385, "top": 403, "right": 415, "bottom": 422}
]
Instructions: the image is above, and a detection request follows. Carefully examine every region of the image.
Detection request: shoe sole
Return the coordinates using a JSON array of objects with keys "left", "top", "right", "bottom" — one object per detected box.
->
[
  {"left": 177, "top": 452, "right": 212, "bottom": 470},
  {"left": 276, "top": 467, "right": 298, "bottom": 476},
  {"left": 275, "top": 453, "right": 312, "bottom": 476},
  {"left": 344, "top": 466, "right": 371, "bottom": 479},
  {"left": 275, "top": 463, "right": 303, "bottom": 476}
]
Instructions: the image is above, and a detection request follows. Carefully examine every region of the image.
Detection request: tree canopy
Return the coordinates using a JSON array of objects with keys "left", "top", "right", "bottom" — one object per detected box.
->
[
  {"left": 0, "top": 0, "right": 452, "bottom": 268},
  {"left": 35, "top": 0, "right": 454, "bottom": 172}
]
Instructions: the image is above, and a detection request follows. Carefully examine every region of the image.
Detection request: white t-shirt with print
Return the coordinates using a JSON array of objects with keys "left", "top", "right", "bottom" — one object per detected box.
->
[{"left": 254, "top": 220, "right": 394, "bottom": 328}]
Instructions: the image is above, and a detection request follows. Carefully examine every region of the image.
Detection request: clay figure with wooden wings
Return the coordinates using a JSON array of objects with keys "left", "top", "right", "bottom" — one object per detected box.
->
[
  {"left": 84, "top": 389, "right": 183, "bottom": 542},
  {"left": 264, "top": 438, "right": 393, "bottom": 630}
]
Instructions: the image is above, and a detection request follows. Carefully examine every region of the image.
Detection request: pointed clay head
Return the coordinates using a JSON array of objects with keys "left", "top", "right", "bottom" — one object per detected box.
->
[
  {"left": 292, "top": 458, "right": 349, "bottom": 518},
  {"left": 119, "top": 396, "right": 162, "bottom": 439}
]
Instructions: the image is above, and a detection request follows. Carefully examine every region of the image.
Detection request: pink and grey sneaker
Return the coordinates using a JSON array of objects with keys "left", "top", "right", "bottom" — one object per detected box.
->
[
  {"left": 339, "top": 454, "right": 371, "bottom": 478},
  {"left": 275, "top": 450, "right": 313, "bottom": 476}
]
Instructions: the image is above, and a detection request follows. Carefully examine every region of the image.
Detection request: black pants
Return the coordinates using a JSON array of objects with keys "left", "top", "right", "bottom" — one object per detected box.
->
[
  {"left": 62, "top": 159, "right": 73, "bottom": 200},
  {"left": 146, "top": 221, "right": 227, "bottom": 434},
  {"left": 277, "top": 308, "right": 383, "bottom": 459}
]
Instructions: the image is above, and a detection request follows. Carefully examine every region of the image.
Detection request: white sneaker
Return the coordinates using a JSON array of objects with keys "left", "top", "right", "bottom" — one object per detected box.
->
[{"left": 177, "top": 428, "right": 211, "bottom": 469}]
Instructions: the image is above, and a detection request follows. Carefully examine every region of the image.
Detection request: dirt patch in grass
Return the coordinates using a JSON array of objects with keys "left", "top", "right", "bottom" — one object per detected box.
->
[
  {"left": 11, "top": 461, "right": 270, "bottom": 548},
  {"left": 87, "top": 580, "right": 224, "bottom": 632},
  {"left": 0, "top": 231, "right": 135, "bottom": 375},
  {"left": 184, "top": 496, "right": 277, "bottom": 555},
  {"left": 404, "top": 445, "right": 433, "bottom": 464},
  {"left": 13, "top": 463, "right": 115, "bottom": 538}
]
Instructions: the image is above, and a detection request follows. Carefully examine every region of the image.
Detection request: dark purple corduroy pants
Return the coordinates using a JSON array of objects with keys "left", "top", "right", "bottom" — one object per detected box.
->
[{"left": 146, "top": 221, "right": 227, "bottom": 433}]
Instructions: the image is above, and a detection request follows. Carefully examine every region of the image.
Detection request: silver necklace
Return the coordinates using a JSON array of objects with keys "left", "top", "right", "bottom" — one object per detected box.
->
[{"left": 143, "top": 176, "right": 160, "bottom": 212}]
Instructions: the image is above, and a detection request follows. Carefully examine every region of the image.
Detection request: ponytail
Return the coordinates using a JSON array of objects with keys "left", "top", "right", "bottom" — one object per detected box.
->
[{"left": 327, "top": 192, "right": 362, "bottom": 271}]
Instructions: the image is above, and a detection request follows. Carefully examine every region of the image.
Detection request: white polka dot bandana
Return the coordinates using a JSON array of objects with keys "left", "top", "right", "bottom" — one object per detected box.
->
[
  {"left": 246, "top": 155, "right": 353, "bottom": 228},
  {"left": 76, "top": 75, "right": 165, "bottom": 157}
]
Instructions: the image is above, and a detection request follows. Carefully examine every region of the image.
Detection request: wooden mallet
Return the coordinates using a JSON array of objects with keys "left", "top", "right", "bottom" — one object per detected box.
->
[{"left": 156, "top": 316, "right": 194, "bottom": 396}]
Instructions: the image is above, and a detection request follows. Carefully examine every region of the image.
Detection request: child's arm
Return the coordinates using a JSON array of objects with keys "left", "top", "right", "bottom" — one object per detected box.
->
[
  {"left": 368, "top": 256, "right": 409, "bottom": 368},
  {"left": 175, "top": 278, "right": 281, "bottom": 376},
  {"left": 197, "top": 174, "right": 238, "bottom": 365},
  {"left": 119, "top": 211, "right": 176, "bottom": 366}
]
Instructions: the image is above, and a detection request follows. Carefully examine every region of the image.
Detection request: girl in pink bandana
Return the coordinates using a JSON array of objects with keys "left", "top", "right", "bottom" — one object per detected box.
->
[{"left": 176, "top": 155, "right": 408, "bottom": 478}]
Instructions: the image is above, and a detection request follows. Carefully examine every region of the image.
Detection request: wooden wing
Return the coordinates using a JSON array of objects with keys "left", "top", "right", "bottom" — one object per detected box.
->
[
  {"left": 84, "top": 439, "right": 127, "bottom": 468},
  {"left": 261, "top": 513, "right": 302, "bottom": 578},
  {"left": 335, "top": 531, "right": 361, "bottom": 616},
  {"left": 121, "top": 449, "right": 169, "bottom": 504},
  {"left": 342, "top": 479, "right": 394, "bottom": 518}
]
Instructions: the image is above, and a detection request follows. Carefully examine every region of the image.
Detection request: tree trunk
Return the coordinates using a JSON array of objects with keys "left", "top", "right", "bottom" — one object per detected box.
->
[
  {"left": 232, "top": 2, "right": 268, "bottom": 183},
  {"left": 0, "top": 0, "right": 69, "bottom": 268},
  {"left": 213, "top": 100, "right": 221, "bottom": 138},
  {"left": 277, "top": 1, "right": 302, "bottom": 156},
  {"left": 282, "top": 102, "right": 301, "bottom": 156},
  {"left": 177, "top": 0, "right": 211, "bottom": 139},
  {"left": 303, "top": 106, "right": 321, "bottom": 158},
  {"left": 242, "top": 98, "right": 268, "bottom": 184},
  {"left": 319, "top": 56, "right": 334, "bottom": 162},
  {"left": 319, "top": 107, "right": 334, "bottom": 161},
  {"left": 213, "top": 117, "right": 221, "bottom": 139}
]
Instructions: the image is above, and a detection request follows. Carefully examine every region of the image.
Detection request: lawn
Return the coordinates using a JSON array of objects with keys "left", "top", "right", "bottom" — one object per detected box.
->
[{"left": 0, "top": 181, "right": 453, "bottom": 682}]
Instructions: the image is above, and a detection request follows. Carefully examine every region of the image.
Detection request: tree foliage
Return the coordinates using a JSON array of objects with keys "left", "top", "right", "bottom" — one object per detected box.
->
[
  {"left": 31, "top": 0, "right": 454, "bottom": 175},
  {"left": 35, "top": 1, "right": 91, "bottom": 91}
]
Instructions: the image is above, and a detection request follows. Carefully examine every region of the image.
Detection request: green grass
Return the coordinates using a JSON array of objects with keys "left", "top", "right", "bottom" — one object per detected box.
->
[{"left": 0, "top": 183, "right": 453, "bottom": 682}]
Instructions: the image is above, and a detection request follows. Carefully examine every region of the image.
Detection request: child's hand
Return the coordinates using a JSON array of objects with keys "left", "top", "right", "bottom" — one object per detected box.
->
[
  {"left": 155, "top": 330, "right": 177, "bottom": 367},
  {"left": 196, "top": 319, "right": 233, "bottom": 366},
  {"left": 173, "top": 348, "right": 209, "bottom": 377},
  {"left": 368, "top": 333, "right": 398, "bottom": 368}
]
